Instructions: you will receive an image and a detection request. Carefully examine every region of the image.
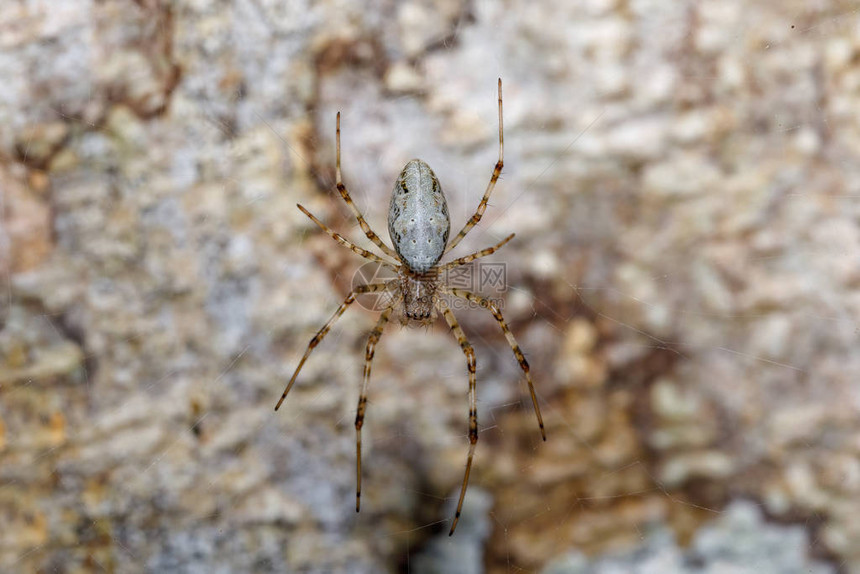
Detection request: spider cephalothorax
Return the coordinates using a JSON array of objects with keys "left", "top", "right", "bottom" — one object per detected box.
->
[
  {"left": 398, "top": 270, "right": 439, "bottom": 323},
  {"left": 275, "top": 79, "right": 545, "bottom": 536}
]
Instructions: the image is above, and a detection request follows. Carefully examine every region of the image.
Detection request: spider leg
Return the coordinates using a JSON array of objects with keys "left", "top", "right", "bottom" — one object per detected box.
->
[
  {"left": 355, "top": 303, "right": 394, "bottom": 512},
  {"left": 439, "top": 233, "right": 514, "bottom": 271},
  {"left": 275, "top": 283, "right": 390, "bottom": 410},
  {"left": 335, "top": 112, "right": 400, "bottom": 261},
  {"left": 447, "top": 288, "right": 546, "bottom": 441},
  {"left": 444, "top": 78, "right": 504, "bottom": 254},
  {"left": 297, "top": 204, "right": 400, "bottom": 269},
  {"left": 439, "top": 302, "right": 477, "bottom": 536}
]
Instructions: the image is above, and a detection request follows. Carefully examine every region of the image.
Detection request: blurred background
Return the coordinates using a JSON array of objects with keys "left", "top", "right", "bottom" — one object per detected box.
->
[{"left": 1, "top": 0, "right": 859, "bottom": 572}]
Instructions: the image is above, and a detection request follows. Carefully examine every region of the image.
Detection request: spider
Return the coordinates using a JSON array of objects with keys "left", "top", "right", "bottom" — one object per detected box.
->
[{"left": 275, "top": 79, "right": 545, "bottom": 536}]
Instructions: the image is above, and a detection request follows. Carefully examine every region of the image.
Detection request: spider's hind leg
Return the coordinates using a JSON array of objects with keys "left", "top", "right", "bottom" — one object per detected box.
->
[
  {"left": 439, "top": 233, "right": 514, "bottom": 271},
  {"left": 297, "top": 204, "right": 399, "bottom": 269},
  {"left": 445, "top": 78, "right": 504, "bottom": 254},
  {"left": 335, "top": 112, "right": 400, "bottom": 261}
]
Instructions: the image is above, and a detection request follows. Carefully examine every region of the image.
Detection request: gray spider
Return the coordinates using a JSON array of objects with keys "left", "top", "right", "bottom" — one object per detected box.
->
[{"left": 275, "top": 79, "right": 545, "bottom": 535}]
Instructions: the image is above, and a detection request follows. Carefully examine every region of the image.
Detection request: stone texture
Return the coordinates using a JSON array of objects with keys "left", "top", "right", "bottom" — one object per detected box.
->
[
  {"left": 0, "top": 0, "right": 858, "bottom": 573},
  {"left": 542, "top": 500, "right": 834, "bottom": 574}
]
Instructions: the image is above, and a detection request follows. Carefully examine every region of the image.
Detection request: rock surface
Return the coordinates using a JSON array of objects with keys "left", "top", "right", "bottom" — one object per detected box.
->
[
  {"left": 1, "top": 0, "right": 858, "bottom": 573},
  {"left": 543, "top": 501, "right": 834, "bottom": 574}
]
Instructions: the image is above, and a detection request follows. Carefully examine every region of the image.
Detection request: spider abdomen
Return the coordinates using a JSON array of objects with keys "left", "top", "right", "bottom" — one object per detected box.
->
[{"left": 388, "top": 159, "right": 450, "bottom": 273}]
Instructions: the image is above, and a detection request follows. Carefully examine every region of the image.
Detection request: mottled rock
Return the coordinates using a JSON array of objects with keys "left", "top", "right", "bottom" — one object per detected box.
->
[
  {"left": 413, "top": 488, "right": 493, "bottom": 574},
  {"left": 0, "top": 0, "right": 858, "bottom": 572},
  {"left": 543, "top": 501, "right": 833, "bottom": 574}
]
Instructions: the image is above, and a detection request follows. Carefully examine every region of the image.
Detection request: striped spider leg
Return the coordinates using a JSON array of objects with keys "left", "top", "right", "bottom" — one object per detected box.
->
[
  {"left": 444, "top": 77, "right": 505, "bottom": 255},
  {"left": 435, "top": 281, "right": 546, "bottom": 536},
  {"left": 274, "top": 282, "right": 393, "bottom": 411}
]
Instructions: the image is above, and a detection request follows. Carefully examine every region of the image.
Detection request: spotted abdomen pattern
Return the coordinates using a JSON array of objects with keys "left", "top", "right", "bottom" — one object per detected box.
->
[{"left": 388, "top": 159, "right": 450, "bottom": 273}]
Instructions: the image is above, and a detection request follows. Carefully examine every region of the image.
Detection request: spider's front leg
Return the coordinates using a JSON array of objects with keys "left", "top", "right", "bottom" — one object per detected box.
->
[
  {"left": 275, "top": 283, "right": 389, "bottom": 410},
  {"left": 448, "top": 288, "right": 546, "bottom": 441},
  {"left": 439, "top": 302, "right": 477, "bottom": 536},
  {"left": 355, "top": 304, "right": 394, "bottom": 512}
]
